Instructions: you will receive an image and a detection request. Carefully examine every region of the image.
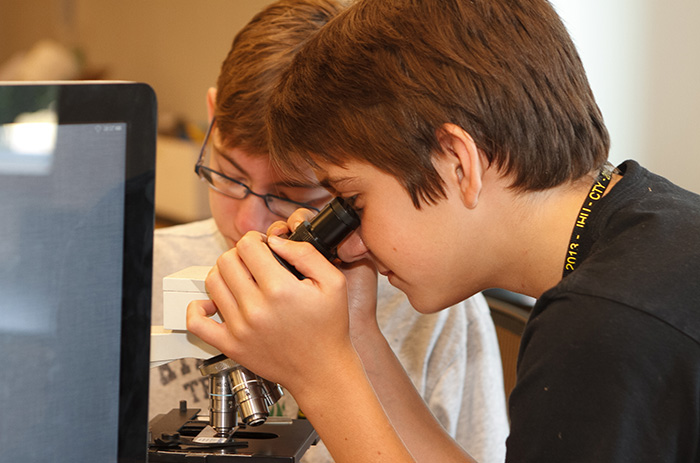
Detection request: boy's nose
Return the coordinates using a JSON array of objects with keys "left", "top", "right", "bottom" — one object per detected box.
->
[{"left": 235, "top": 196, "right": 278, "bottom": 234}]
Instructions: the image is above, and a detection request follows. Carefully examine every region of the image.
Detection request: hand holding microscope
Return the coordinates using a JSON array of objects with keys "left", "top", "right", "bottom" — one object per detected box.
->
[{"left": 148, "top": 197, "right": 360, "bottom": 461}]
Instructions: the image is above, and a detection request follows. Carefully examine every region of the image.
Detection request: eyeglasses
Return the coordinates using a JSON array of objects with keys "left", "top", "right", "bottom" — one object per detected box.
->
[{"left": 194, "top": 117, "right": 322, "bottom": 218}]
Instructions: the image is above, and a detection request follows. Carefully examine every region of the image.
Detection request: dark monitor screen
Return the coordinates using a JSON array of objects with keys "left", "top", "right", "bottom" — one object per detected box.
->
[{"left": 0, "top": 82, "right": 156, "bottom": 462}]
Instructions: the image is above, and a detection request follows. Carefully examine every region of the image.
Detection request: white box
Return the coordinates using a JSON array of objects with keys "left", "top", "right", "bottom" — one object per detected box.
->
[{"left": 162, "top": 265, "right": 221, "bottom": 331}]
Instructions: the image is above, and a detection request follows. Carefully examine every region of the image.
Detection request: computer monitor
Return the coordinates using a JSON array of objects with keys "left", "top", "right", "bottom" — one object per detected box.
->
[{"left": 0, "top": 82, "right": 156, "bottom": 462}]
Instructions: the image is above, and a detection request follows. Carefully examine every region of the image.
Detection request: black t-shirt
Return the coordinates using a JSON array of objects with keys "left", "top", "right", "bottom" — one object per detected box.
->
[{"left": 506, "top": 161, "right": 700, "bottom": 462}]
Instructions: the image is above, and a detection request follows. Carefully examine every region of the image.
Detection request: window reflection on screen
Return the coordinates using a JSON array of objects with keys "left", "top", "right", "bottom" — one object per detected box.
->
[{"left": 0, "top": 122, "right": 127, "bottom": 462}]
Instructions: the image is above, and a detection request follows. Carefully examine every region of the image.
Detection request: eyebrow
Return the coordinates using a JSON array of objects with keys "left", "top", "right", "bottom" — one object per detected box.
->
[
  {"left": 212, "top": 141, "right": 250, "bottom": 177},
  {"left": 318, "top": 174, "right": 356, "bottom": 193},
  {"left": 212, "top": 140, "right": 321, "bottom": 190}
]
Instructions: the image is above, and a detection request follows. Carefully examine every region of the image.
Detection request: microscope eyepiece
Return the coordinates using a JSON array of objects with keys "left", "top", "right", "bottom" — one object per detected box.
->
[{"left": 273, "top": 196, "right": 361, "bottom": 278}]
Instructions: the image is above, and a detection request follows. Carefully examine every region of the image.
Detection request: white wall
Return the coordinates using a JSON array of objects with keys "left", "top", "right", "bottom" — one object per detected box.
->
[
  {"left": 645, "top": 2, "right": 700, "bottom": 193},
  {"left": 0, "top": 0, "right": 271, "bottom": 125},
  {"left": 551, "top": 0, "right": 700, "bottom": 193}
]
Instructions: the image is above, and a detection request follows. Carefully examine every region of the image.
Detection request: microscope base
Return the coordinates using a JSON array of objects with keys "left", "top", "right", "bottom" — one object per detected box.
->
[{"left": 149, "top": 407, "right": 318, "bottom": 462}]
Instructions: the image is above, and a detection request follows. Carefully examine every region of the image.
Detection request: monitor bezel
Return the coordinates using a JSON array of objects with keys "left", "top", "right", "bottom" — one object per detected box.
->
[{"left": 2, "top": 81, "right": 157, "bottom": 463}]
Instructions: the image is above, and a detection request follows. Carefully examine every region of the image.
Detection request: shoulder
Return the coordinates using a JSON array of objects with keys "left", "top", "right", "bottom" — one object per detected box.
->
[
  {"left": 523, "top": 293, "right": 699, "bottom": 364},
  {"left": 153, "top": 218, "right": 227, "bottom": 287},
  {"left": 522, "top": 292, "right": 700, "bottom": 399},
  {"left": 155, "top": 219, "right": 225, "bottom": 261},
  {"left": 563, "top": 161, "right": 700, "bottom": 343},
  {"left": 508, "top": 294, "right": 700, "bottom": 461},
  {"left": 155, "top": 217, "right": 220, "bottom": 241}
]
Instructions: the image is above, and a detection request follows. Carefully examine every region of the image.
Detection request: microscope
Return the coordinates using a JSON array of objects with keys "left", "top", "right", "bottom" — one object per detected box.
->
[{"left": 148, "top": 197, "right": 360, "bottom": 461}]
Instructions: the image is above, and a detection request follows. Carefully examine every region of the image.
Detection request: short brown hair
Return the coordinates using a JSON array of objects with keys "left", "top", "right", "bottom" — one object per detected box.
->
[
  {"left": 214, "top": 0, "right": 346, "bottom": 155},
  {"left": 268, "top": 0, "right": 610, "bottom": 206}
]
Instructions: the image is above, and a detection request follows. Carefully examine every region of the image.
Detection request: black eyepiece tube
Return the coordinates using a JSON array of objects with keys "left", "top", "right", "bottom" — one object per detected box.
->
[{"left": 272, "top": 197, "right": 360, "bottom": 279}]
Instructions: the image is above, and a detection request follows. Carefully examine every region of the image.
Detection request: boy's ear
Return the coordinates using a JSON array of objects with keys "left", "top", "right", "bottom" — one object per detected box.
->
[
  {"left": 206, "top": 87, "right": 217, "bottom": 122},
  {"left": 436, "top": 123, "right": 484, "bottom": 209}
]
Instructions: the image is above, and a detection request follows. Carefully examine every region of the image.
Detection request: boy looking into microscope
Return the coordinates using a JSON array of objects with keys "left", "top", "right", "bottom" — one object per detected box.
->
[
  {"left": 150, "top": 1, "right": 509, "bottom": 462},
  {"left": 188, "top": 0, "right": 700, "bottom": 461}
]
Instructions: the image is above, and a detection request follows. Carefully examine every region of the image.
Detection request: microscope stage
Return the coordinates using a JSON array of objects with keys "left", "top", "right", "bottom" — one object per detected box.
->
[{"left": 148, "top": 407, "right": 318, "bottom": 462}]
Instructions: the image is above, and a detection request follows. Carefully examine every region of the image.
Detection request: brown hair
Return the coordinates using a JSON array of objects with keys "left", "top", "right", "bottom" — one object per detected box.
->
[
  {"left": 268, "top": 0, "right": 610, "bottom": 207},
  {"left": 214, "top": 0, "right": 347, "bottom": 155}
]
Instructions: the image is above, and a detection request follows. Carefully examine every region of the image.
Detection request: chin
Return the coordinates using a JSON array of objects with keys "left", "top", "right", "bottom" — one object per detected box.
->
[
  {"left": 386, "top": 276, "right": 453, "bottom": 314},
  {"left": 404, "top": 291, "right": 446, "bottom": 315},
  {"left": 408, "top": 286, "right": 477, "bottom": 314}
]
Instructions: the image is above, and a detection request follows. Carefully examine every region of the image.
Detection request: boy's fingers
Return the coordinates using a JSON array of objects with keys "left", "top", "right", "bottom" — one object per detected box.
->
[
  {"left": 186, "top": 299, "right": 231, "bottom": 348},
  {"left": 265, "top": 235, "right": 343, "bottom": 287},
  {"left": 287, "top": 208, "right": 316, "bottom": 232}
]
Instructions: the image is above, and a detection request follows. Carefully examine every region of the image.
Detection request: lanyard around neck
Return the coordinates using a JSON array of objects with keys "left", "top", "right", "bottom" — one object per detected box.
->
[{"left": 562, "top": 164, "right": 614, "bottom": 278}]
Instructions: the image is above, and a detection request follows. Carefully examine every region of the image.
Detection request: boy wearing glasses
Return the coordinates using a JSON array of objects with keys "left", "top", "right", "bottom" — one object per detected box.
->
[
  {"left": 149, "top": 1, "right": 509, "bottom": 462},
  {"left": 188, "top": 0, "right": 700, "bottom": 461}
]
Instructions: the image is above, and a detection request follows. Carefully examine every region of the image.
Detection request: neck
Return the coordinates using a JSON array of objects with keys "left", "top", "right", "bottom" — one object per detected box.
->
[{"left": 485, "top": 168, "right": 621, "bottom": 299}]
